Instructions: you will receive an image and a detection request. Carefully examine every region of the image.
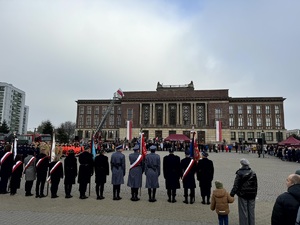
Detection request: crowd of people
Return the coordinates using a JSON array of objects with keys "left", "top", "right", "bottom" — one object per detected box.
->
[{"left": 0, "top": 139, "right": 263, "bottom": 225}]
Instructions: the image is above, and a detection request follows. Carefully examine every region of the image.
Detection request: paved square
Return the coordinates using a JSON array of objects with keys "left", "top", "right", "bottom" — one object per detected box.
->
[{"left": 0, "top": 150, "right": 298, "bottom": 225}]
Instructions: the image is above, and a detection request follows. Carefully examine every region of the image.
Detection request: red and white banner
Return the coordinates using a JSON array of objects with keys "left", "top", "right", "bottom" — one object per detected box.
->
[
  {"left": 116, "top": 88, "right": 124, "bottom": 98},
  {"left": 47, "top": 161, "right": 62, "bottom": 182},
  {"left": 140, "top": 133, "right": 147, "bottom": 158},
  {"left": 0, "top": 152, "right": 12, "bottom": 165},
  {"left": 216, "top": 120, "right": 222, "bottom": 142},
  {"left": 130, "top": 154, "right": 143, "bottom": 170},
  {"left": 24, "top": 156, "right": 35, "bottom": 172},
  {"left": 36, "top": 156, "right": 48, "bottom": 168},
  {"left": 12, "top": 161, "right": 22, "bottom": 173},
  {"left": 182, "top": 159, "right": 195, "bottom": 181},
  {"left": 50, "top": 132, "right": 56, "bottom": 162},
  {"left": 126, "top": 120, "right": 132, "bottom": 141}
]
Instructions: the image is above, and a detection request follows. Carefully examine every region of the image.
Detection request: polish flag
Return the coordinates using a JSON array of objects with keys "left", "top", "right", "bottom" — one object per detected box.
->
[
  {"left": 216, "top": 121, "right": 222, "bottom": 142},
  {"left": 117, "top": 88, "right": 124, "bottom": 98}
]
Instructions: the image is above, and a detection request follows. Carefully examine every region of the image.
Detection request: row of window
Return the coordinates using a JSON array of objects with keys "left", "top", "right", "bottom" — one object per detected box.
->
[
  {"left": 79, "top": 106, "right": 122, "bottom": 115},
  {"left": 229, "top": 116, "right": 281, "bottom": 127},
  {"left": 229, "top": 105, "right": 280, "bottom": 115},
  {"left": 231, "top": 131, "right": 283, "bottom": 142}
]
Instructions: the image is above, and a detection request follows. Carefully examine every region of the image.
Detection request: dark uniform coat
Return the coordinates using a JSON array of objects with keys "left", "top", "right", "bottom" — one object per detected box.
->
[
  {"left": 197, "top": 157, "right": 214, "bottom": 195},
  {"left": 163, "top": 153, "right": 181, "bottom": 189},
  {"left": 35, "top": 153, "right": 49, "bottom": 178},
  {"left": 145, "top": 152, "right": 161, "bottom": 188},
  {"left": 24, "top": 155, "right": 36, "bottom": 181},
  {"left": 127, "top": 152, "right": 143, "bottom": 188},
  {"left": 180, "top": 157, "right": 196, "bottom": 189},
  {"left": 95, "top": 154, "right": 109, "bottom": 184},
  {"left": 78, "top": 151, "right": 94, "bottom": 184},
  {"left": 10, "top": 160, "right": 23, "bottom": 190},
  {"left": 110, "top": 151, "right": 125, "bottom": 185},
  {"left": 64, "top": 153, "right": 77, "bottom": 185},
  {"left": 49, "top": 161, "right": 63, "bottom": 183}
]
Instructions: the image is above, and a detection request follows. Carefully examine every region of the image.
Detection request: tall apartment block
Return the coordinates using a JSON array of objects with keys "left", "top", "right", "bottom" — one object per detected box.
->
[{"left": 0, "top": 82, "right": 28, "bottom": 134}]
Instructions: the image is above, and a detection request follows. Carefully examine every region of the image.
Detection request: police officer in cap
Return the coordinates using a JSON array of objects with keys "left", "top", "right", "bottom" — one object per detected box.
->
[
  {"left": 127, "top": 144, "right": 143, "bottom": 201},
  {"left": 78, "top": 144, "right": 93, "bottom": 199},
  {"left": 111, "top": 144, "right": 126, "bottom": 200},
  {"left": 145, "top": 145, "right": 160, "bottom": 202}
]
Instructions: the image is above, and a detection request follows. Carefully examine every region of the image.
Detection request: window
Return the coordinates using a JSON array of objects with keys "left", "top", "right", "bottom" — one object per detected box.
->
[
  {"left": 247, "top": 132, "right": 254, "bottom": 141},
  {"left": 238, "top": 132, "right": 245, "bottom": 140},
  {"left": 265, "top": 105, "right": 270, "bottom": 115},
  {"left": 156, "top": 104, "right": 163, "bottom": 126},
  {"left": 117, "top": 106, "right": 122, "bottom": 115},
  {"left": 256, "top": 105, "right": 261, "bottom": 114},
  {"left": 257, "top": 132, "right": 261, "bottom": 138},
  {"left": 266, "top": 117, "right": 271, "bottom": 127},
  {"left": 231, "top": 132, "right": 236, "bottom": 141},
  {"left": 275, "top": 105, "right": 280, "bottom": 115},
  {"left": 182, "top": 104, "right": 191, "bottom": 126},
  {"left": 229, "top": 105, "right": 233, "bottom": 114},
  {"left": 86, "top": 116, "right": 91, "bottom": 127},
  {"left": 108, "top": 130, "right": 114, "bottom": 139},
  {"left": 238, "top": 117, "right": 243, "bottom": 127},
  {"left": 110, "top": 106, "right": 114, "bottom": 115},
  {"left": 87, "top": 106, "right": 92, "bottom": 115},
  {"left": 215, "top": 108, "right": 222, "bottom": 119},
  {"left": 127, "top": 109, "right": 133, "bottom": 121},
  {"left": 238, "top": 106, "right": 243, "bottom": 114},
  {"left": 79, "top": 106, "right": 84, "bottom": 115},
  {"left": 256, "top": 117, "right": 262, "bottom": 127},
  {"left": 169, "top": 104, "right": 177, "bottom": 126},
  {"left": 247, "top": 117, "right": 253, "bottom": 127},
  {"left": 275, "top": 117, "right": 281, "bottom": 127},
  {"left": 265, "top": 132, "right": 273, "bottom": 141},
  {"left": 94, "top": 117, "right": 99, "bottom": 127},
  {"left": 109, "top": 115, "right": 114, "bottom": 126},
  {"left": 117, "top": 115, "right": 121, "bottom": 127},
  {"left": 247, "top": 106, "right": 252, "bottom": 114},
  {"left": 196, "top": 104, "right": 205, "bottom": 127},
  {"left": 143, "top": 104, "right": 150, "bottom": 126},
  {"left": 78, "top": 115, "right": 83, "bottom": 126},
  {"left": 229, "top": 117, "right": 234, "bottom": 127},
  {"left": 94, "top": 106, "right": 99, "bottom": 115},
  {"left": 102, "top": 106, "right": 107, "bottom": 115}
]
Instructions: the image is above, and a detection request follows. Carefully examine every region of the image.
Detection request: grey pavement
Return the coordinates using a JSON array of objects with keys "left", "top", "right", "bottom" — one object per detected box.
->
[{"left": 1, "top": 150, "right": 299, "bottom": 225}]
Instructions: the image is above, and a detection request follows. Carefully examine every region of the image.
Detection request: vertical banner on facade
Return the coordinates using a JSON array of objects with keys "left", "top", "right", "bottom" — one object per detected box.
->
[
  {"left": 216, "top": 120, "right": 222, "bottom": 142},
  {"left": 126, "top": 120, "right": 132, "bottom": 141}
]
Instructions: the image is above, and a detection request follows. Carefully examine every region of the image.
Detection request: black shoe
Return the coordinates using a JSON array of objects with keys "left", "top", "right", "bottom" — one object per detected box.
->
[
  {"left": 116, "top": 196, "right": 122, "bottom": 200},
  {"left": 135, "top": 197, "right": 140, "bottom": 201},
  {"left": 80, "top": 195, "right": 88, "bottom": 199},
  {"left": 152, "top": 198, "right": 157, "bottom": 202},
  {"left": 51, "top": 195, "right": 59, "bottom": 199},
  {"left": 35, "top": 195, "right": 40, "bottom": 198},
  {"left": 206, "top": 202, "right": 210, "bottom": 205},
  {"left": 183, "top": 200, "right": 188, "bottom": 204},
  {"left": 97, "top": 196, "right": 101, "bottom": 200},
  {"left": 10, "top": 193, "right": 16, "bottom": 196},
  {"left": 149, "top": 198, "right": 152, "bottom": 202},
  {"left": 172, "top": 199, "right": 177, "bottom": 203},
  {"left": 130, "top": 197, "right": 135, "bottom": 201},
  {"left": 99, "top": 196, "right": 105, "bottom": 200},
  {"left": 65, "top": 195, "right": 72, "bottom": 199},
  {"left": 113, "top": 197, "right": 118, "bottom": 200},
  {"left": 167, "top": 199, "right": 171, "bottom": 203},
  {"left": 201, "top": 201, "right": 206, "bottom": 204},
  {"left": 39, "top": 194, "right": 46, "bottom": 198},
  {"left": 26, "top": 193, "right": 33, "bottom": 197}
]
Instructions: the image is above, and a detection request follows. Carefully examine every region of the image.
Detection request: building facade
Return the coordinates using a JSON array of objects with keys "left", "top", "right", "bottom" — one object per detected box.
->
[
  {"left": 75, "top": 82, "right": 286, "bottom": 145},
  {"left": 0, "top": 82, "right": 28, "bottom": 134}
]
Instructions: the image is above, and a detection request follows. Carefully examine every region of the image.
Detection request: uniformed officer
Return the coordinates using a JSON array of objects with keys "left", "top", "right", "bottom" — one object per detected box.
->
[
  {"left": 127, "top": 144, "right": 143, "bottom": 201},
  {"left": 35, "top": 143, "right": 49, "bottom": 198},
  {"left": 163, "top": 148, "right": 181, "bottom": 203},
  {"left": 0, "top": 145, "right": 14, "bottom": 194},
  {"left": 111, "top": 144, "right": 126, "bottom": 200},
  {"left": 181, "top": 149, "right": 197, "bottom": 204},
  {"left": 94, "top": 149, "right": 109, "bottom": 200},
  {"left": 10, "top": 154, "right": 23, "bottom": 195},
  {"left": 78, "top": 144, "right": 94, "bottom": 199},
  {"left": 23, "top": 149, "right": 36, "bottom": 196},
  {"left": 64, "top": 149, "right": 77, "bottom": 198},
  {"left": 48, "top": 155, "right": 63, "bottom": 198},
  {"left": 145, "top": 145, "right": 160, "bottom": 202}
]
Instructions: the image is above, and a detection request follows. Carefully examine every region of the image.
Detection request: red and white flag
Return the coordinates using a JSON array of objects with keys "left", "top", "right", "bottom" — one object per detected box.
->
[
  {"left": 50, "top": 132, "right": 56, "bottom": 162},
  {"left": 216, "top": 120, "right": 222, "bottom": 142},
  {"left": 116, "top": 88, "right": 125, "bottom": 98}
]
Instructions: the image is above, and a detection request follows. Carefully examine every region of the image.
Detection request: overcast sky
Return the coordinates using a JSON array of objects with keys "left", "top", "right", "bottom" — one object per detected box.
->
[{"left": 1, "top": 0, "right": 299, "bottom": 131}]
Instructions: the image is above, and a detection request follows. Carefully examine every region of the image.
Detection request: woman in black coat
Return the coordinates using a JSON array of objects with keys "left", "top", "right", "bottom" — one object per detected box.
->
[
  {"left": 64, "top": 150, "right": 77, "bottom": 198},
  {"left": 49, "top": 155, "right": 63, "bottom": 198},
  {"left": 94, "top": 150, "right": 109, "bottom": 199}
]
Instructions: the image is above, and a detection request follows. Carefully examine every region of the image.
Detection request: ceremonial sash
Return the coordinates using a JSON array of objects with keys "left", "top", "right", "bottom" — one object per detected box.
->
[
  {"left": 130, "top": 154, "right": 143, "bottom": 170},
  {"left": 47, "top": 161, "right": 62, "bottom": 182},
  {"left": 182, "top": 159, "right": 195, "bottom": 181},
  {"left": 36, "top": 156, "right": 48, "bottom": 168},
  {"left": 12, "top": 161, "right": 23, "bottom": 173},
  {"left": 24, "top": 156, "right": 35, "bottom": 172},
  {"left": 0, "top": 152, "right": 12, "bottom": 165}
]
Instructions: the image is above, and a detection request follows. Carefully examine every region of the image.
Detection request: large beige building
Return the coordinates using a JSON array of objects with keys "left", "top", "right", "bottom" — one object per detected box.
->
[{"left": 75, "top": 81, "right": 285, "bottom": 145}]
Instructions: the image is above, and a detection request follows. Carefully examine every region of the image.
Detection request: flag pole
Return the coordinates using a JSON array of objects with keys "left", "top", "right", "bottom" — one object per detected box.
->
[{"left": 46, "top": 129, "right": 55, "bottom": 196}]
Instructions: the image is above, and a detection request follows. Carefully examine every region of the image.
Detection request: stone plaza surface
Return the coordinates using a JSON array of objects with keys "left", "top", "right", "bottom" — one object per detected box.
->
[{"left": 0, "top": 150, "right": 299, "bottom": 225}]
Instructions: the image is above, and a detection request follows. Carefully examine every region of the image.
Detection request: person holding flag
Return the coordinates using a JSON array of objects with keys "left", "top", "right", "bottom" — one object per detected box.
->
[
  {"left": 111, "top": 144, "right": 126, "bottom": 200},
  {"left": 145, "top": 145, "right": 160, "bottom": 202},
  {"left": 181, "top": 149, "right": 197, "bottom": 204},
  {"left": 0, "top": 145, "right": 14, "bottom": 194},
  {"left": 23, "top": 149, "right": 36, "bottom": 196},
  {"left": 48, "top": 155, "right": 63, "bottom": 198},
  {"left": 127, "top": 144, "right": 144, "bottom": 201}
]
